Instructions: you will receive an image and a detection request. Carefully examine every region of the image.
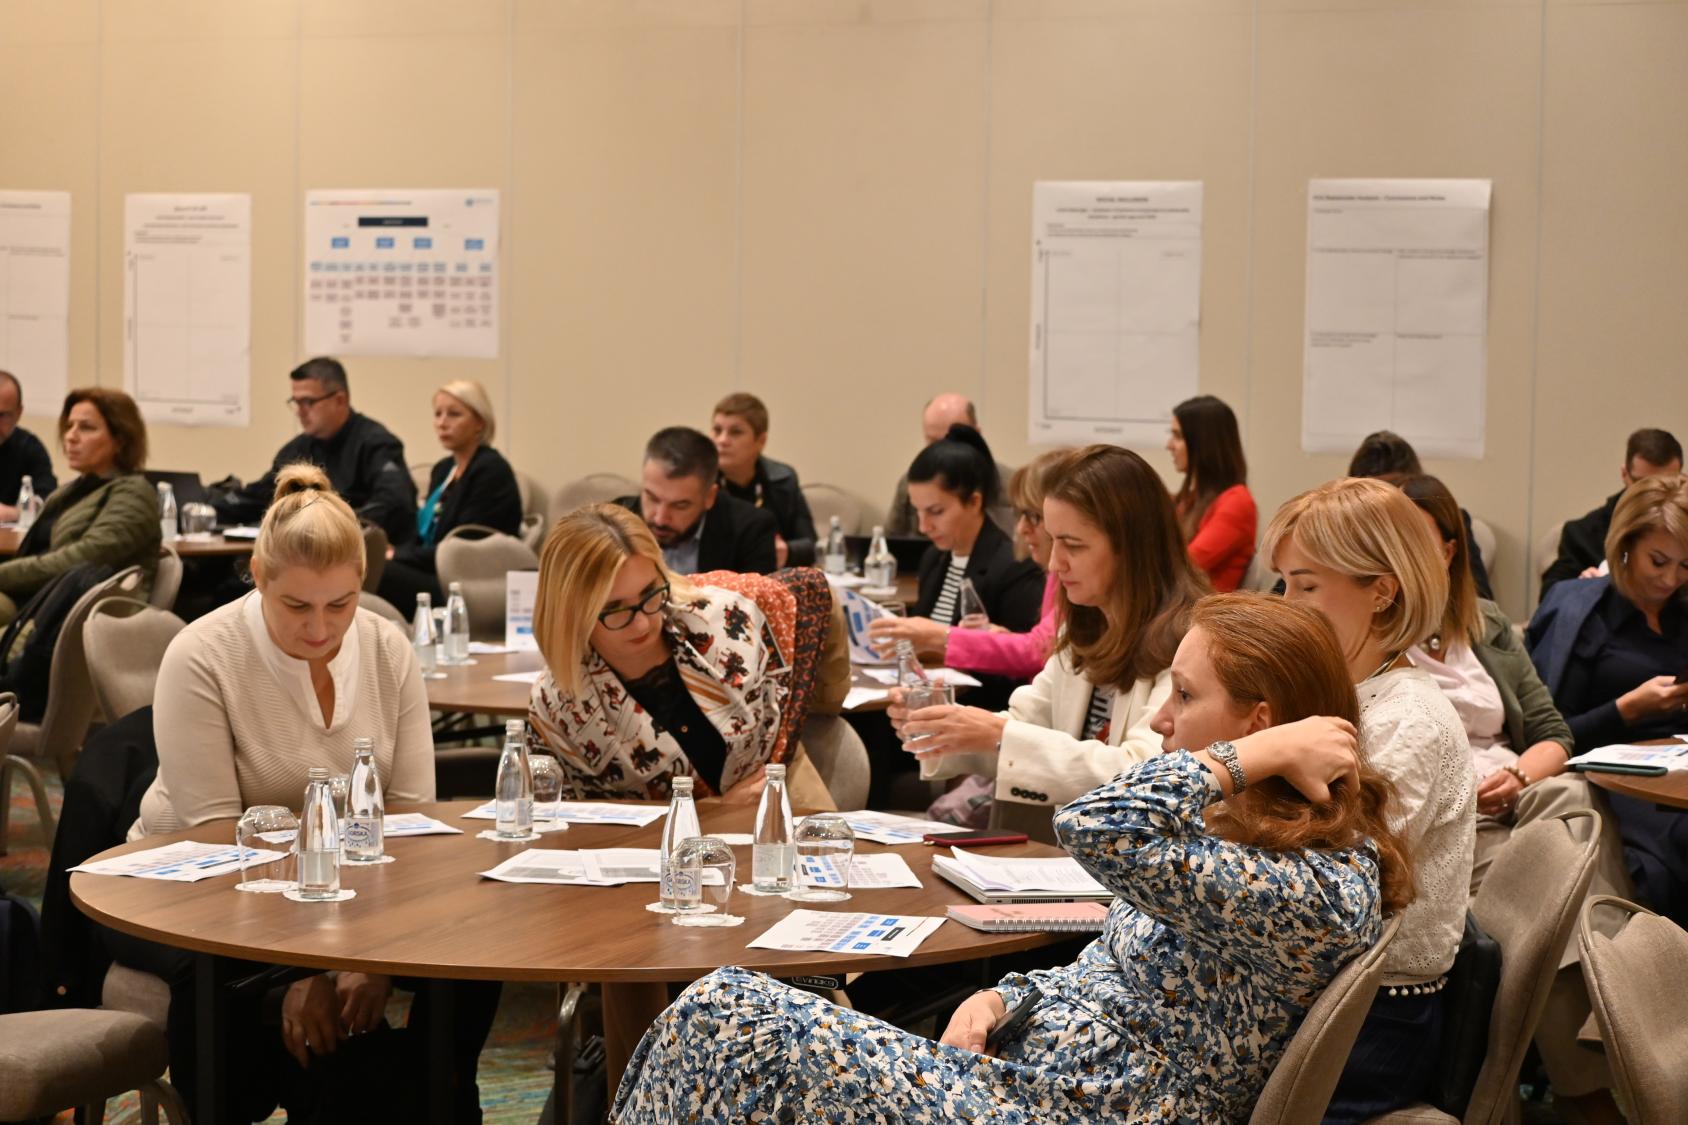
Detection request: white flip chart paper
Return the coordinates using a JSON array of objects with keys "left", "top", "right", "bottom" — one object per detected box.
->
[
  {"left": 1302, "top": 179, "right": 1491, "bottom": 458},
  {"left": 0, "top": 191, "right": 72, "bottom": 408},
  {"left": 123, "top": 194, "right": 253, "bottom": 427},
  {"left": 1028, "top": 181, "right": 1203, "bottom": 446}
]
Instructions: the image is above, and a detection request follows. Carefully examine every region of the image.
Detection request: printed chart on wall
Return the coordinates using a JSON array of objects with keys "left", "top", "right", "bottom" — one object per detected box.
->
[
  {"left": 1302, "top": 179, "right": 1491, "bottom": 458},
  {"left": 1028, "top": 181, "right": 1202, "bottom": 446},
  {"left": 304, "top": 189, "right": 500, "bottom": 359},
  {"left": 0, "top": 191, "right": 72, "bottom": 409},
  {"left": 123, "top": 194, "right": 252, "bottom": 427}
]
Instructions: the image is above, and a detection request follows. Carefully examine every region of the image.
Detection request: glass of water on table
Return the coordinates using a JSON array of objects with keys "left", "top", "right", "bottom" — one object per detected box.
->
[
  {"left": 669, "top": 837, "right": 741, "bottom": 926},
  {"left": 901, "top": 681, "right": 956, "bottom": 753},
  {"left": 529, "top": 754, "right": 563, "bottom": 826},
  {"left": 786, "top": 814, "right": 856, "bottom": 903},
  {"left": 236, "top": 805, "right": 299, "bottom": 891}
]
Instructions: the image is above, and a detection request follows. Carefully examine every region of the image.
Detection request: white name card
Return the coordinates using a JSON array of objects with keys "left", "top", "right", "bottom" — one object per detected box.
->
[{"left": 506, "top": 570, "right": 539, "bottom": 651}]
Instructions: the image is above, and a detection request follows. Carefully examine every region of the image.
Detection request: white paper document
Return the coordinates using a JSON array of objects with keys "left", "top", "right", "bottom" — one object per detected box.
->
[
  {"left": 748, "top": 910, "right": 945, "bottom": 959},
  {"left": 860, "top": 667, "right": 982, "bottom": 689},
  {"left": 467, "top": 641, "right": 516, "bottom": 655},
  {"left": 942, "top": 849, "right": 1108, "bottom": 895},
  {"left": 1302, "top": 179, "right": 1491, "bottom": 458},
  {"left": 71, "top": 841, "right": 286, "bottom": 882},
  {"left": 1028, "top": 181, "right": 1203, "bottom": 446},
  {"left": 838, "top": 811, "right": 956, "bottom": 846},
  {"left": 843, "top": 852, "right": 923, "bottom": 889},
  {"left": 304, "top": 189, "right": 500, "bottom": 358},
  {"left": 479, "top": 850, "right": 615, "bottom": 886},
  {"left": 123, "top": 194, "right": 252, "bottom": 427},
  {"left": 581, "top": 848, "right": 664, "bottom": 883},
  {"left": 840, "top": 589, "right": 894, "bottom": 667},
  {"left": 380, "top": 813, "right": 464, "bottom": 837},
  {"left": 506, "top": 570, "right": 538, "bottom": 652},
  {"left": 465, "top": 800, "right": 664, "bottom": 828},
  {"left": 842, "top": 686, "right": 890, "bottom": 712},
  {"left": 492, "top": 670, "right": 545, "bottom": 686},
  {"left": 0, "top": 191, "right": 71, "bottom": 408},
  {"left": 1568, "top": 743, "right": 1688, "bottom": 773}
]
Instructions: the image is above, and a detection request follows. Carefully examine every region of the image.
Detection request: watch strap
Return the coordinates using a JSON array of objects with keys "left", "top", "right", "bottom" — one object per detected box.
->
[{"left": 1208, "top": 740, "right": 1247, "bottom": 793}]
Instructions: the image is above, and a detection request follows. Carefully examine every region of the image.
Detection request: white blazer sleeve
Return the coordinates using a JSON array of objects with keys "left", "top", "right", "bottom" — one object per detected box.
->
[
  {"left": 917, "top": 650, "right": 1065, "bottom": 783},
  {"left": 994, "top": 669, "right": 1173, "bottom": 809}
]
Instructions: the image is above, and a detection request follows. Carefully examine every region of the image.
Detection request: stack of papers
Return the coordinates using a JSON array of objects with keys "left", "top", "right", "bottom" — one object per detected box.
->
[
  {"left": 480, "top": 847, "right": 663, "bottom": 886},
  {"left": 70, "top": 841, "right": 287, "bottom": 882},
  {"left": 748, "top": 910, "right": 945, "bottom": 958},
  {"left": 1568, "top": 743, "right": 1688, "bottom": 772},
  {"left": 859, "top": 667, "right": 984, "bottom": 690},
  {"left": 932, "top": 848, "right": 1111, "bottom": 903},
  {"left": 838, "top": 811, "right": 956, "bottom": 845},
  {"left": 462, "top": 801, "right": 665, "bottom": 827}
]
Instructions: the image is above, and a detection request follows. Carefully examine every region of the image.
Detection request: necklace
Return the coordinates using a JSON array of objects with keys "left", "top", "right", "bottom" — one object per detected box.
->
[{"left": 1362, "top": 651, "right": 1403, "bottom": 682}]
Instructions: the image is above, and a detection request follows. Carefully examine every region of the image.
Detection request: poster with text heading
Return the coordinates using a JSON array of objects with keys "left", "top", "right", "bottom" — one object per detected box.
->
[
  {"left": 305, "top": 189, "right": 499, "bottom": 359},
  {"left": 0, "top": 191, "right": 72, "bottom": 411},
  {"left": 1302, "top": 179, "right": 1491, "bottom": 459},
  {"left": 123, "top": 194, "right": 252, "bottom": 427},
  {"left": 1028, "top": 181, "right": 1202, "bottom": 447}
]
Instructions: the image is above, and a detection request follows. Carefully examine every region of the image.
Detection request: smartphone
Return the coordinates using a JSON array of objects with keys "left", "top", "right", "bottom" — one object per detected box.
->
[
  {"left": 1572, "top": 762, "right": 1669, "bottom": 777},
  {"left": 985, "top": 988, "right": 1043, "bottom": 1051},
  {"left": 922, "top": 829, "right": 1030, "bottom": 848}
]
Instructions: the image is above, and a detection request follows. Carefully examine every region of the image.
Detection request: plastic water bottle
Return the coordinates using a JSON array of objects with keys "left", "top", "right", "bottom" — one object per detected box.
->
[
  {"left": 494, "top": 719, "right": 534, "bottom": 839},
  {"left": 823, "top": 516, "right": 848, "bottom": 576},
  {"left": 865, "top": 525, "right": 895, "bottom": 588},
  {"left": 752, "top": 763, "right": 795, "bottom": 892},
  {"left": 15, "top": 476, "right": 39, "bottom": 532},
  {"left": 895, "top": 639, "right": 928, "bottom": 688},
  {"left": 411, "top": 592, "right": 437, "bottom": 676},
  {"left": 156, "top": 482, "right": 178, "bottom": 544},
  {"left": 343, "top": 737, "right": 384, "bottom": 863},
  {"left": 443, "top": 581, "right": 471, "bottom": 665},
  {"left": 658, "top": 775, "right": 704, "bottom": 910},
  {"left": 297, "top": 767, "right": 341, "bottom": 900}
]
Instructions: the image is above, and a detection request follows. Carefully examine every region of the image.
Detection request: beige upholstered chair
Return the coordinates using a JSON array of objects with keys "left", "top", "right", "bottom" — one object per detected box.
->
[
  {"left": 1577, "top": 895, "right": 1688, "bottom": 1122},
  {"left": 551, "top": 473, "right": 636, "bottom": 519},
  {"left": 149, "top": 544, "right": 182, "bottom": 612},
  {"left": 0, "top": 1007, "right": 185, "bottom": 1125},
  {"left": 1466, "top": 516, "right": 1497, "bottom": 579},
  {"left": 515, "top": 470, "right": 551, "bottom": 551},
  {"left": 359, "top": 590, "right": 409, "bottom": 628},
  {"left": 82, "top": 598, "right": 186, "bottom": 723},
  {"left": 360, "top": 522, "right": 389, "bottom": 595},
  {"left": 1250, "top": 914, "right": 1403, "bottom": 1125},
  {"left": 802, "top": 483, "right": 866, "bottom": 537},
  {"left": 1363, "top": 810, "right": 1600, "bottom": 1125},
  {"left": 436, "top": 525, "right": 541, "bottom": 642},
  {"left": 409, "top": 460, "right": 434, "bottom": 496},
  {"left": 797, "top": 714, "right": 870, "bottom": 811}
]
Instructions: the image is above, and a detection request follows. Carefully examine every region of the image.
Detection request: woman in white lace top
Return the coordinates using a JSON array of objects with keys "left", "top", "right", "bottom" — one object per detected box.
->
[{"left": 1264, "top": 476, "right": 1476, "bottom": 1123}]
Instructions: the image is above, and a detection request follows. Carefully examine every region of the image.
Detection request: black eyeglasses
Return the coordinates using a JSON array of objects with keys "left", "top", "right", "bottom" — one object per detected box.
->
[
  {"left": 285, "top": 391, "right": 343, "bottom": 410},
  {"left": 1016, "top": 509, "right": 1043, "bottom": 527},
  {"left": 597, "top": 584, "right": 670, "bottom": 631}
]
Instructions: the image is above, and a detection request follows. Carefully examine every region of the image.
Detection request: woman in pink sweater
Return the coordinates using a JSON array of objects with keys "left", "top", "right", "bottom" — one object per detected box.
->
[{"left": 1169, "top": 395, "right": 1257, "bottom": 592}]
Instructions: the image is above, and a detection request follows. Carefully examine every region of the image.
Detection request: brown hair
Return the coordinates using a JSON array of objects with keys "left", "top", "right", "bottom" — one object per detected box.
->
[
  {"left": 1606, "top": 473, "right": 1688, "bottom": 606},
  {"left": 713, "top": 392, "right": 769, "bottom": 438},
  {"left": 1193, "top": 593, "right": 1416, "bottom": 917},
  {"left": 1347, "top": 430, "right": 1422, "bottom": 478},
  {"left": 1007, "top": 447, "right": 1070, "bottom": 517},
  {"left": 60, "top": 387, "right": 148, "bottom": 472},
  {"left": 1171, "top": 395, "right": 1248, "bottom": 540},
  {"left": 1626, "top": 428, "right": 1682, "bottom": 472},
  {"left": 1396, "top": 475, "right": 1481, "bottom": 649},
  {"left": 252, "top": 463, "right": 366, "bottom": 579},
  {"left": 1048, "top": 445, "right": 1209, "bottom": 690}
]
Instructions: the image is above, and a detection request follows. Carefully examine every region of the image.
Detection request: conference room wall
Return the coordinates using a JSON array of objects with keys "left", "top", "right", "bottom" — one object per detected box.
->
[{"left": 2, "top": 1, "right": 1684, "bottom": 624}]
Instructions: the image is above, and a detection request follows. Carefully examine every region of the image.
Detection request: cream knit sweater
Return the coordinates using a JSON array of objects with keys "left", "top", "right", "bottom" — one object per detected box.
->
[{"left": 134, "top": 591, "right": 435, "bottom": 838}]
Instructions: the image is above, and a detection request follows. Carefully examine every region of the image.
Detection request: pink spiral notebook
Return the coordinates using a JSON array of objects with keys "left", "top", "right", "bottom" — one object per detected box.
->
[{"left": 946, "top": 901, "right": 1110, "bottom": 933}]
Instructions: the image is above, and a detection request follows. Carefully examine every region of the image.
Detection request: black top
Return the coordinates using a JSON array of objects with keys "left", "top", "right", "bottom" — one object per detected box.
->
[
  {"left": 719, "top": 455, "right": 817, "bottom": 566},
  {"left": 616, "top": 490, "right": 779, "bottom": 575},
  {"left": 619, "top": 657, "right": 727, "bottom": 793},
  {"left": 218, "top": 412, "right": 417, "bottom": 545},
  {"left": 393, "top": 445, "right": 524, "bottom": 574},
  {"left": 914, "top": 517, "right": 1044, "bottom": 633},
  {"left": 1555, "top": 585, "right": 1688, "bottom": 747},
  {"left": 1542, "top": 491, "right": 1620, "bottom": 599},
  {"left": 0, "top": 427, "right": 56, "bottom": 506}
]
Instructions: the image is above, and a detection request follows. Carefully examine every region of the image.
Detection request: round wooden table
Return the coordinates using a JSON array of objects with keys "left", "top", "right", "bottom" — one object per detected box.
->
[
  {"left": 73, "top": 800, "right": 1067, "bottom": 1120},
  {"left": 424, "top": 651, "right": 544, "bottom": 717},
  {"left": 0, "top": 527, "right": 253, "bottom": 558},
  {"left": 1580, "top": 739, "right": 1688, "bottom": 809}
]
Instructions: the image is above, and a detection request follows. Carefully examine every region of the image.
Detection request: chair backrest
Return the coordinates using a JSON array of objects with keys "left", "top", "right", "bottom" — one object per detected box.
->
[
  {"left": 81, "top": 598, "right": 186, "bottom": 723},
  {"left": 36, "top": 566, "right": 147, "bottom": 779},
  {"left": 0, "top": 691, "right": 17, "bottom": 756},
  {"left": 149, "top": 544, "right": 181, "bottom": 611},
  {"left": 516, "top": 471, "right": 549, "bottom": 525},
  {"left": 1467, "top": 515, "right": 1497, "bottom": 577},
  {"left": 436, "top": 526, "right": 541, "bottom": 642},
  {"left": 1535, "top": 519, "right": 1566, "bottom": 589},
  {"left": 797, "top": 714, "right": 869, "bottom": 811},
  {"left": 802, "top": 483, "right": 865, "bottom": 537},
  {"left": 1249, "top": 913, "right": 1403, "bottom": 1125},
  {"left": 1577, "top": 895, "right": 1688, "bottom": 1122},
  {"left": 1462, "top": 809, "right": 1601, "bottom": 1124},
  {"left": 1240, "top": 549, "right": 1277, "bottom": 593},
  {"left": 358, "top": 590, "right": 409, "bottom": 629},
  {"left": 409, "top": 461, "right": 433, "bottom": 496},
  {"left": 360, "top": 522, "right": 389, "bottom": 594},
  {"left": 551, "top": 473, "right": 636, "bottom": 518}
]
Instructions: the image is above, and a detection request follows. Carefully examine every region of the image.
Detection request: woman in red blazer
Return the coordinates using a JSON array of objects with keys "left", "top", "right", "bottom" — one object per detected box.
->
[{"left": 1168, "top": 395, "right": 1256, "bottom": 592}]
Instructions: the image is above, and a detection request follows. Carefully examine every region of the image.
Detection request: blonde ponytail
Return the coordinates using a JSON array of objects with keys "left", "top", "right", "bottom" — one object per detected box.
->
[{"left": 253, "top": 463, "right": 366, "bottom": 577}]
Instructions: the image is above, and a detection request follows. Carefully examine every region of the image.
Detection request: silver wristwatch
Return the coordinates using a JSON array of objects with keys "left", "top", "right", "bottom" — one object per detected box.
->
[{"left": 1208, "top": 740, "right": 1247, "bottom": 793}]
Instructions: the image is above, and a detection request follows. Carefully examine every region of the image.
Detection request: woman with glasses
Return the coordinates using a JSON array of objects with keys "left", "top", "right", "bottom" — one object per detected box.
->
[
  {"left": 1167, "top": 394, "right": 1256, "bottom": 592},
  {"left": 526, "top": 502, "right": 786, "bottom": 803}
]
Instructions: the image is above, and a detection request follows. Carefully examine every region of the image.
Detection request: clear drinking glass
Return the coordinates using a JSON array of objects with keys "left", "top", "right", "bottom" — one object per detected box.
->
[
  {"left": 786, "top": 814, "right": 856, "bottom": 902},
  {"left": 328, "top": 774, "right": 350, "bottom": 825},
  {"left": 529, "top": 754, "right": 563, "bottom": 825},
  {"left": 670, "top": 836, "right": 739, "bottom": 926},
  {"left": 236, "top": 805, "right": 298, "bottom": 891},
  {"left": 957, "top": 578, "right": 988, "bottom": 630},
  {"left": 900, "top": 682, "right": 956, "bottom": 751}
]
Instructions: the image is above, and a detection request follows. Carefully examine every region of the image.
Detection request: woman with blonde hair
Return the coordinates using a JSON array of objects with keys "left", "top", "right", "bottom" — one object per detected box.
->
[
  {"left": 527, "top": 502, "right": 786, "bottom": 803},
  {"left": 1263, "top": 475, "right": 1475, "bottom": 1122},
  {"left": 379, "top": 378, "right": 523, "bottom": 609}
]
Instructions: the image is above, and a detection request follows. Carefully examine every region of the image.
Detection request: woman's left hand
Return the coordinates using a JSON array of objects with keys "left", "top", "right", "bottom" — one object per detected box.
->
[
  {"left": 336, "top": 972, "right": 393, "bottom": 1037},
  {"left": 900, "top": 705, "right": 1007, "bottom": 759},
  {"left": 721, "top": 768, "right": 769, "bottom": 806},
  {"left": 866, "top": 615, "right": 949, "bottom": 659},
  {"left": 1475, "top": 769, "right": 1524, "bottom": 817}
]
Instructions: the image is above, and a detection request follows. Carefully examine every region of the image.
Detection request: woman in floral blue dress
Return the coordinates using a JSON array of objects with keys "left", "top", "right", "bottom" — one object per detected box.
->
[{"left": 611, "top": 594, "right": 1416, "bottom": 1123}]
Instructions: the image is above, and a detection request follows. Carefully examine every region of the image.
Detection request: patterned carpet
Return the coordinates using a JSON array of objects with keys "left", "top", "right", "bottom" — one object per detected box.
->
[{"left": 5, "top": 775, "right": 563, "bottom": 1124}]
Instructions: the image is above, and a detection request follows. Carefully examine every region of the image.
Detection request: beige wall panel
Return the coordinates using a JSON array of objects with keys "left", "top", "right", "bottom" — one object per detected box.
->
[
  {"left": 301, "top": 0, "right": 505, "bottom": 38},
  {"left": 1253, "top": 4, "right": 1542, "bottom": 618},
  {"left": 1533, "top": 1, "right": 1688, "bottom": 588},
  {"left": 739, "top": 2, "right": 989, "bottom": 519},
  {"left": 983, "top": 2, "right": 1253, "bottom": 490},
  {"left": 507, "top": 9, "right": 740, "bottom": 498},
  {"left": 0, "top": 0, "right": 98, "bottom": 45},
  {"left": 102, "top": 0, "right": 297, "bottom": 41}
]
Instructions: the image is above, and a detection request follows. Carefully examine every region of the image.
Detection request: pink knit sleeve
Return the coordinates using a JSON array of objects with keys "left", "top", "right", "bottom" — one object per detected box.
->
[{"left": 940, "top": 573, "right": 1059, "bottom": 680}]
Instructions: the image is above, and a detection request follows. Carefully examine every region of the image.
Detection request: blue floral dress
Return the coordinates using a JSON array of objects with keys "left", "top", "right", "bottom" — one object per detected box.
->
[{"left": 610, "top": 752, "right": 1384, "bottom": 1123}]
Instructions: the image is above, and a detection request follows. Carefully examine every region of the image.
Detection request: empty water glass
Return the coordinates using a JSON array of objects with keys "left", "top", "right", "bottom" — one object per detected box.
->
[
  {"left": 530, "top": 754, "right": 563, "bottom": 825},
  {"left": 236, "top": 805, "right": 298, "bottom": 891},
  {"left": 328, "top": 774, "right": 350, "bottom": 824},
  {"left": 957, "top": 578, "right": 988, "bottom": 630},
  {"left": 670, "top": 836, "right": 739, "bottom": 926},
  {"left": 786, "top": 814, "right": 855, "bottom": 902},
  {"left": 900, "top": 682, "right": 956, "bottom": 752}
]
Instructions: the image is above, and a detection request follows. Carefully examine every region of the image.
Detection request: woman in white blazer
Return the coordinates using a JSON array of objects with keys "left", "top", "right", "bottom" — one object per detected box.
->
[{"left": 896, "top": 445, "right": 1210, "bottom": 839}]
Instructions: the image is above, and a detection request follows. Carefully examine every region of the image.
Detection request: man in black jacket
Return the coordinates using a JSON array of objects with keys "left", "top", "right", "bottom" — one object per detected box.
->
[
  {"left": 618, "top": 426, "right": 778, "bottom": 575},
  {"left": 0, "top": 370, "right": 57, "bottom": 521},
  {"left": 711, "top": 392, "right": 817, "bottom": 567},
  {"left": 1541, "top": 427, "right": 1682, "bottom": 597},
  {"left": 216, "top": 357, "right": 417, "bottom": 544}
]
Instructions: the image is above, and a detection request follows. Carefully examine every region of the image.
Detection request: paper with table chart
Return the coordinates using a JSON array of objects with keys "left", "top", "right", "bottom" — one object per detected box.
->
[
  {"left": 1302, "top": 179, "right": 1491, "bottom": 459},
  {"left": 1567, "top": 743, "right": 1688, "bottom": 772},
  {"left": 0, "top": 191, "right": 71, "bottom": 409},
  {"left": 842, "top": 852, "right": 922, "bottom": 889},
  {"left": 304, "top": 189, "right": 499, "bottom": 359},
  {"left": 70, "top": 841, "right": 287, "bottom": 882},
  {"left": 123, "top": 194, "right": 252, "bottom": 427},
  {"left": 462, "top": 800, "right": 664, "bottom": 828},
  {"left": 1028, "top": 181, "right": 1202, "bottom": 447},
  {"left": 838, "top": 811, "right": 957, "bottom": 846},
  {"left": 480, "top": 847, "right": 666, "bottom": 886},
  {"left": 939, "top": 849, "right": 1109, "bottom": 895},
  {"left": 748, "top": 910, "right": 946, "bottom": 959}
]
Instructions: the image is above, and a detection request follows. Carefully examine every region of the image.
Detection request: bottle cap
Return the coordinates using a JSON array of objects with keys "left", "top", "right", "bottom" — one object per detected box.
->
[
  {"left": 505, "top": 719, "right": 525, "bottom": 739},
  {"left": 766, "top": 764, "right": 786, "bottom": 781},
  {"left": 352, "top": 737, "right": 374, "bottom": 754},
  {"left": 672, "top": 775, "right": 694, "bottom": 794},
  {"left": 449, "top": 581, "right": 463, "bottom": 594},
  {"left": 307, "top": 766, "right": 330, "bottom": 780},
  {"left": 416, "top": 592, "right": 432, "bottom": 607}
]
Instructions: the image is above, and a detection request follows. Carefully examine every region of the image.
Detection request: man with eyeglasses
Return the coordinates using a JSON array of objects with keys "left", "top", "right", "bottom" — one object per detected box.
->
[
  {"left": 0, "top": 370, "right": 57, "bottom": 521},
  {"left": 215, "top": 357, "right": 416, "bottom": 543},
  {"left": 617, "top": 426, "right": 778, "bottom": 575}
]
